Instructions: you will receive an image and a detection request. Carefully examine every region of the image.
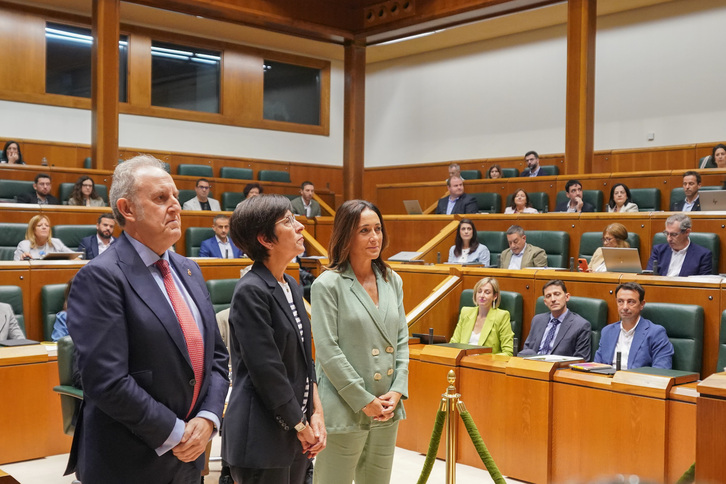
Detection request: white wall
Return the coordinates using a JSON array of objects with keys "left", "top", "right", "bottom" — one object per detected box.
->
[{"left": 364, "top": 0, "right": 726, "bottom": 167}]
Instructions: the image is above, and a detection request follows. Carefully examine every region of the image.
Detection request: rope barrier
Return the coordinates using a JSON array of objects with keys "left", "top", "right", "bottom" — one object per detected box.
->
[
  {"left": 416, "top": 404, "right": 446, "bottom": 484},
  {"left": 458, "top": 408, "right": 506, "bottom": 484},
  {"left": 676, "top": 462, "right": 695, "bottom": 484}
]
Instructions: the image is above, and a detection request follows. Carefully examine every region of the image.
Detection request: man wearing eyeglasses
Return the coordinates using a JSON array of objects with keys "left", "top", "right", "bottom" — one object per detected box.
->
[
  {"left": 182, "top": 178, "right": 220, "bottom": 211},
  {"left": 646, "top": 213, "right": 712, "bottom": 276}
]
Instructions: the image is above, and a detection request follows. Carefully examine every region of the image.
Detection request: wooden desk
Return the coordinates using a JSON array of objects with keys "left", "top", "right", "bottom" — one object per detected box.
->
[
  {"left": 696, "top": 373, "right": 726, "bottom": 482},
  {"left": 0, "top": 346, "right": 72, "bottom": 464}
]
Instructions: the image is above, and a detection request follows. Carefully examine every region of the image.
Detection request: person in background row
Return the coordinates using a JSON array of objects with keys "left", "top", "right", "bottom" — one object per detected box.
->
[
  {"left": 68, "top": 175, "right": 105, "bottom": 207},
  {"left": 447, "top": 219, "right": 490, "bottom": 266},
  {"left": 450, "top": 277, "right": 513, "bottom": 355},
  {"left": 646, "top": 213, "right": 712, "bottom": 276},
  {"left": 1, "top": 140, "right": 25, "bottom": 164},
  {"left": 670, "top": 171, "right": 701, "bottom": 212},
  {"left": 435, "top": 175, "right": 478, "bottom": 215},
  {"left": 243, "top": 182, "right": 263, "bottom": 199},
  {"left": 606, "top": 183, "right": 638, "bottom": 213},
  {"left": 78, "top": 213, "right": 116, "bottom": 260},
  {"left": 554, "top": 179, "right": 596, "bottom": 213},
  {"left": 588, "top": 223, "right": 631, "bottom": 273},
  {"left": 520, "top": 150, "right": 543, "bottom": 177},
  {"left": 504, "top": 188, "right": 539, "bottom": 214},
  {"left": 0, "top": 300, "right": 25, "bottom": 340},
  {"left": 51, "top": 277, "right": 74, "bottom": 341},
  {"left": 486, "top": 164, "right": 502, "bottom": 179},
  {"left": 182, "top": 178, "right": 220, "bottom": 211},
  {"left": 198, "top": 214, "right": 244, "bottom": 258},
  {"left": 708, "top": 143, "right": 726, "bottom": 169},
  {"left": 499, "top": 225, "right": 547, "bottom": 269},
  {"left": 291, "top": 181, "right": 322, "bottom": 218},
  {"left": 448, "top": 163, "right": 461, "bottom": 179},
  {"left": 16, "top": 173, "right": 60, "bottom": 205},
  {"left": 14, "top": 214, "right": 73, "bottom": 261}
]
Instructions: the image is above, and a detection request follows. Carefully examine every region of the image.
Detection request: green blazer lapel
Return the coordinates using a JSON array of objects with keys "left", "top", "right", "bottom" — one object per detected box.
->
[
  {"left": 478, "top": 309, "right": 496, "bottom": 346},
  {"left": 343, "top": 265, "right": 392, "bottom": 344}
]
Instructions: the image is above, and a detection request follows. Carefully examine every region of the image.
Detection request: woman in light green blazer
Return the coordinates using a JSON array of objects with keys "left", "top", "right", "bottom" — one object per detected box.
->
[
  {"left": 450, "top": 277, "right": 514, "bottom": 355},
  {"left": 311, "top": 200, "right": 409, "bottom": 484}
]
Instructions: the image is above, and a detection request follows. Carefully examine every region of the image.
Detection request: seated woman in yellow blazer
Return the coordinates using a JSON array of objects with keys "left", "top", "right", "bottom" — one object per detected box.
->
[{"left": 450, "top": 277, "right": 514, "bottom": 355}]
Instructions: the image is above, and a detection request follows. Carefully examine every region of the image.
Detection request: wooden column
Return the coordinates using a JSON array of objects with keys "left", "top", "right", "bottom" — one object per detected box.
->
[
  {"left": 343, "top": 39, "right": 366, "bottom": 201},
  {"left": 91, "top": 0, "right": 120, "bottom": 171},
  {"left": 565, "top": 0, "right": 596, "bottom": 175}
]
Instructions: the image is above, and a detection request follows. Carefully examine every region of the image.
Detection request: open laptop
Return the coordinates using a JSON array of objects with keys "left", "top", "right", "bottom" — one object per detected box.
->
[
  {"left": 698, "top": 190, "right": 726, "bottom": 211},
  {"left": 601, "top": 247, "right": 642, "bottom": 273},
  {"left": 403, "top": 200, "right": 424, "bottom": 215}
]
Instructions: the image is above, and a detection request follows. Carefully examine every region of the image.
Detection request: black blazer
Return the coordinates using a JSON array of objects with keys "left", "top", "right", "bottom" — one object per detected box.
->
[
  {"left": 435, "top": 193, "right": 478, "bottom": 214},
  {"left": 520, "top": 168, "right": 545, "bottom": 177},
  {"left": 554, "top": 200, "right": 596, "bottom": 213},
  {"left": 66, "top": 233, "right": 229, "bottom": 483},
  {"left": 77, "top": 234, "right": 116, "bottom": 260},
  {"left": 670, "top": 198, "right": 701, "bottom": 211},
  {"left": 16, "top": 192, "right": 60, "bottom": 204},
  {"left": 222, "top": 261, "right": 316, "bottom": 469},
  {"left": 520, "top": 310, "right": 592, "bottom": 360}
]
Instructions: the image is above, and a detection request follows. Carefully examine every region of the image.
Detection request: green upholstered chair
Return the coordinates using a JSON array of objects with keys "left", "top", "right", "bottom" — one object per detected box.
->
[
  {"left": 0, "top": 223, "right": 28, "bottom": 260},
  {"left": 538, "top": 165, "right": 559, "bottom": 176},
  {"left": 477, "top": 231, "right": 508, "bottom": 268},
  {"left": 161, "top": 162, "right": 171, "bottom": 173},
  {"left": 258, "top": 170, "right": 291, "bottom": 183},
  {"left": 58, "top": 183, "right": 109, "bottom": 205},
  {"left": 53, "top": 335, "right": 83, "bottom": 436},
  {"left": 42, "top": 283, "right": 68, "bottom": 341},
  {"left": 641, "top": 302, "right": 704, "bottom": 374},
  {"left": 459, "top": 289, "right": 523, "bottom": 348},
  {"left": 629, "top": 188, "right": 661, "bottom": 212},
  {"left": 459, "top": 169, "right": 481, "bottom": 180},
  {"left": 0, "top": 179, "right": 34, "bottom": 202},
  {"left": 500, "top": 168, "right": 519, "bottom": 178},
  {"left": 578, "top": 232, "right": 641, "bottom": 262},
  {"left": 698, "top": 155, "right": 716, "bottom": 169},
  {"left": 717, "top": 311, "right": 726, "bottom": 372},
  {"left": 54, "top": 225, "right": 97, "bottom": 251},
  {"left": 470, "top": 192, "right": 502, "bottom": 214},
  {"left": 206, "top": 279, "right": 238, "bottom": 313},
  {"left": 0, "top": 285, "right": 25, "bottom": 335},
  {"left": 524, "top": 231, "right": 570, "bottom": 268},
  {"left": 668, "top": 185, "right": 720, "bottom": 210},
  {"left": 219, "top": 167, "right": 253, "bottom": 180},
  {"left": 652, "top": 231, "right": 719, "bottom": 275},
  {"left": 505, "top": 191, "right": 549, "bottom": 213},
  {"left": 534, "top": 295, "right": 608, "bottom": 361},
  {"left": 554, "top": 190, "right": 604, "bottom": 212},
  {"left": 177, "top": 164, "right": 213, "bottom": 177},
  {"left": 185, "top": 227, "right": 215, "bottom": 257},
  {"left": 178, "top": 189, "right": 197, "bottom": 208},
  {"left": 283, "top": 194, "right": 298, "bottom": 201},
  {"left": 83, "top": 156, "right": 92, "bottom": 169},
  {"left": 221, "top": 191, "right": 243, "bottom": 211}
]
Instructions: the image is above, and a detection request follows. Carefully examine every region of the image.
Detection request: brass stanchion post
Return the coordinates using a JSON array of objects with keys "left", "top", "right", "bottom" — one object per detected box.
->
[{"left": 443, "top": 369, "right": 461, "bottom": 484}]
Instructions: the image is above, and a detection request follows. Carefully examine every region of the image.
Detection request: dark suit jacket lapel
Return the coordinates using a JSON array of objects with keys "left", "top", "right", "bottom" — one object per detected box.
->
[
  {"left": 680, "top": 244, "right": 700, "bottom": 276},
  {"left": 343, "top": 266, "right": 393, "bottom": 345},
  {"left": 551, "top": 312, "right": 573, "bottom": 352}
]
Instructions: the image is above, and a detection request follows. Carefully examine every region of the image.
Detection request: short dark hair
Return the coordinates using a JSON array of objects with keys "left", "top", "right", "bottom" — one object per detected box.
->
[
  {"left": 97, "top": 213, "right": 115, "bottom": 224},
  {"left": 683, "top": 171, "right": 701, "bottom": 184},
  {"left": 301, "top": 181, "right": 314, "bottom": 190},
  {"left": 446, "top": 175, "right": 463, "bottom": 187},
  {"left": 196, "top": 178, "right": 210, "bottom": 187},
  {"left": 525, "top": 150, "right": 539, "bottom": 159},
  {"left": 1, "top": 140, "right": 23, "bottom": 163},
  {"left": 565, "top": 179, "right": 582, "bottom": 192},
  {"left": 229, "top": 195, "right": 291, "bottom": 261},
  {"left": 543, "top": 279, "right": 567, "bottom": 294},
  {"left": 243, "top": 182, "right": 263, "bottom": 198},
  {"left": 213, "top": 214, "right": 229, "bottom": 224},
  {"left": 615, "top": 282, "right": 645, "bottom": 302},
  {"left": 34, "top": 173, "right": 51, "bottom": 183}
]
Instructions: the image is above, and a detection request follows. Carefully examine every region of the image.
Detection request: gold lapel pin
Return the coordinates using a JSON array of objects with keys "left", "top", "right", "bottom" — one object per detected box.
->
[{"left": 187, "top": 269, "right": 192, "bottom": 276}]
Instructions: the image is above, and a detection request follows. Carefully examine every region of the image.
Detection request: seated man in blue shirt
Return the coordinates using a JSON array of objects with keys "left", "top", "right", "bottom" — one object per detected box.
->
[
  {"left": 199, "top": 214, "right": 244, "bottom": 258},
  {"left": 435, "top": 175, "right": 478, "bottom": 215},
  {"left": 646, "top": 213, "right": 712, "bottom": 276},
  {"left": 594, "top": 282, "right": 673, "bottom": 369}
]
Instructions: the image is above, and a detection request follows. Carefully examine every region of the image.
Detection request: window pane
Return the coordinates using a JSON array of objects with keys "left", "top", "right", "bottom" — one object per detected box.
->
[
  {"left": 45, "top": 22, "right": 128, "bottom": 102},
  {"left": 263, "top": 60, "right": 321, "bottom": 125},
  {"left": 151, "top": 40, "right": 220, "bottom": 113}
]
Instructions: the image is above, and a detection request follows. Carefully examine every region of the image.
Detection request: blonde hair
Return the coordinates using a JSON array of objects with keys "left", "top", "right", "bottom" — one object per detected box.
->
[
  {"left": 472, "top": 277, "right": 501, "bottom": 309},
  {"left": 26, "top": 214, "right": 55, "bottom": 250},
  {"left": 603, "top": 223, "right": 630, "bottom": 248}
]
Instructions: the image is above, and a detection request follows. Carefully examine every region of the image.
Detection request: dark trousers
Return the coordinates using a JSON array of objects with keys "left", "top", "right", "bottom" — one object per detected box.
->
[{"left": 230, "top": 451, "right": 310, "bottom": 484}]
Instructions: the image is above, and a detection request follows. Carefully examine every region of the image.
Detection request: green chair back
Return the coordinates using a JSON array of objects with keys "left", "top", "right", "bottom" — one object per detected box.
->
[
  {"left": 178, "top": 189, "right": 197, "bottom": 207},
  {"left": 641, "top": 302, "right": 704, "bottom": 374},
  {"left": 652, "top": 231, "right": 719, "bottom": 275},
  {"left": 83, "top": 157, "right": 92, "bottom": 169},
  {"left": 220, "top": 167, "right": 253, "bottom": 180},
  {"left": 178, "top": 164, "right": 213, "bottom": 177},
  {"left": 0, "top": 179, "right": 34, "bottom": 202},
  {"left": 500, "top": 168, "right": 519, "bottom": 178},
  {"left": 0, "top": 223, "right": 28, "bottom": 260},
  {"left": 222, "top": 191, "right": 243, "bottom": 211},
  {"left": 555, "top": 190, "right": 603, "bottom": 212},
  {"left": 525, "top": 230, "right": 570, "bottom": 268},
  {"left": 185, "top": 227, "right": 215, "bottom": 257},
  {"left": 0, "top": 285, "right": 24, "bottom": 333},
  {"left": 206, "top": 279, "right": 239, "bottom": 313},
  {"left": 538, "top": 165, "right": 559, "bottom": 176},
  {"left": 669, "top": 185, "right": 720, "bottom": 209},
  {"left": 258, "top": 170, "right": 291, "bottom": 183},
  {"left": 459, "top": 170, "right": 481, "bottom": 180},
  {"left": 53, "top": 335, "right": 83, "bottom": 435},
  {"left": 578, "top": 232, "right": 640, "bottom": 262},
  {"left": 470, "top": 192, "right": 502, "bottom": 214},
  {"left": 717, "top": 311, "right": 726, "bottom": 372},
  {"left": 477, "top": 231, "right": 508, "bottom": 268},
  {"left": 630, "top": 188, "right": 661, "bottom": 212},
  {"left": 506, "top": 191, "right": 549, "bottom": 212},
  {"left": 698, "top": 155, "right": 716, "bottom": 169},
  {"left": 54, "top": 225, "right": 97, "bottom": 251},
  {"left": 460, "top": 289, "right": 523, "bottom": 347},
  {"left": 42, "top": 283, "right": 68, "bottom": 341}
]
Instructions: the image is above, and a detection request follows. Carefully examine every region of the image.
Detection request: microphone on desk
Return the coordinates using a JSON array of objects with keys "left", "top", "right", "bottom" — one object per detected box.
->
[
  {"left": 512, "top": 337, "right": 519, "bottom": 356},
  {"left": 652, "top": 259, "right": 659, "bottom": 275},
  {"left": 616, "top": 351, "right": 622, "bottom": 371},
  {"left": 436, "top": 252, "right": 441, "bottom": 264}
]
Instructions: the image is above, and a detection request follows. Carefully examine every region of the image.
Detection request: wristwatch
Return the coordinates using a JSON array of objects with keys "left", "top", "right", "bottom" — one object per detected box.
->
[{"left": 294, "top": 415, "right": 308, "bottom": 432}]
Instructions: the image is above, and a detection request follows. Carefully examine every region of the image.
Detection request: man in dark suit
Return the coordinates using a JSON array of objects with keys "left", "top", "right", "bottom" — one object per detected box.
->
[
  {"left": 435, "top": 175, "right": 478, "bottom": 214},
  {"left": 520, "top": 150, "right": 544, "bottom": 177},
  {"left": 554, "top": 179, "right": 596, "bottom": 213},
  {"left": 646, "top": 213, "right": 712, "bottom": 276},
  {"left": 16, "top": 173, "right": 60, "bottom": 204},
  {"left": 198, "top": 214, "right": 244, "bottom": 258},
  {"left": 670, "top": 171, "right": 702, "bottom": 212},
  {"left": 77, "top": 213, "right": 116, "bottom": 260},
  {"left": 519, "top": 280, "right": 591, "bottom": 359},
  {"left": 66, "top": 155, "right": 229, "bottom": 484}
]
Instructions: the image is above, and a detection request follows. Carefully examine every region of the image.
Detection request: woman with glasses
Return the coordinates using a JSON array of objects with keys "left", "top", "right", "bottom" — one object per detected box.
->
[
  {"left": 68, "top": 175, "right": 105, "bottom": 207},
  {"left": 588, "top": 223, "right": 631, "bottom": 272},
  {"left": 223, "top": 195, "right": 326, "bottom": 484},
  {"left": 311, "top": 200, "right": 409, "bottom": 484}
]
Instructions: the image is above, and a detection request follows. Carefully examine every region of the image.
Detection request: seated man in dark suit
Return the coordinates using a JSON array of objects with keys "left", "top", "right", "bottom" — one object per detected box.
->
[
  {"left": 78, "top": 213, "right": 116, "bottom": 260},
  {"left": 520, "top": 150, "right": 544, "bottom": 177},
  {"left": 519, "top": 280, "right": 591, "bottom": 359},
  {"left": 16, "top": 173, "right": 60, "bottom": 205},
  {"left": 435, "top": 175, "right": 478, "bottom": 214},
  {"left": 594, "top": 282, "right": 673, "bottom": 369},
  {"left": 646, "top": 213, "right": 712, "bottom": 276},
  {"left": 670, "top": 171, "right": 701, "bottom": 212},
  {"left": 199, "top": 214, "right": 244, "bottom": 258},
  {"left": 554, "top": 179, "right": 596, "bottom": 213}
]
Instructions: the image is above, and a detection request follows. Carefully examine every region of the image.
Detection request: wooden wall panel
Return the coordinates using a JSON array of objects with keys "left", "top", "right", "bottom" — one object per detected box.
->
[{"left": 0, "top": 8, "right": 45, "bottom": 95}]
